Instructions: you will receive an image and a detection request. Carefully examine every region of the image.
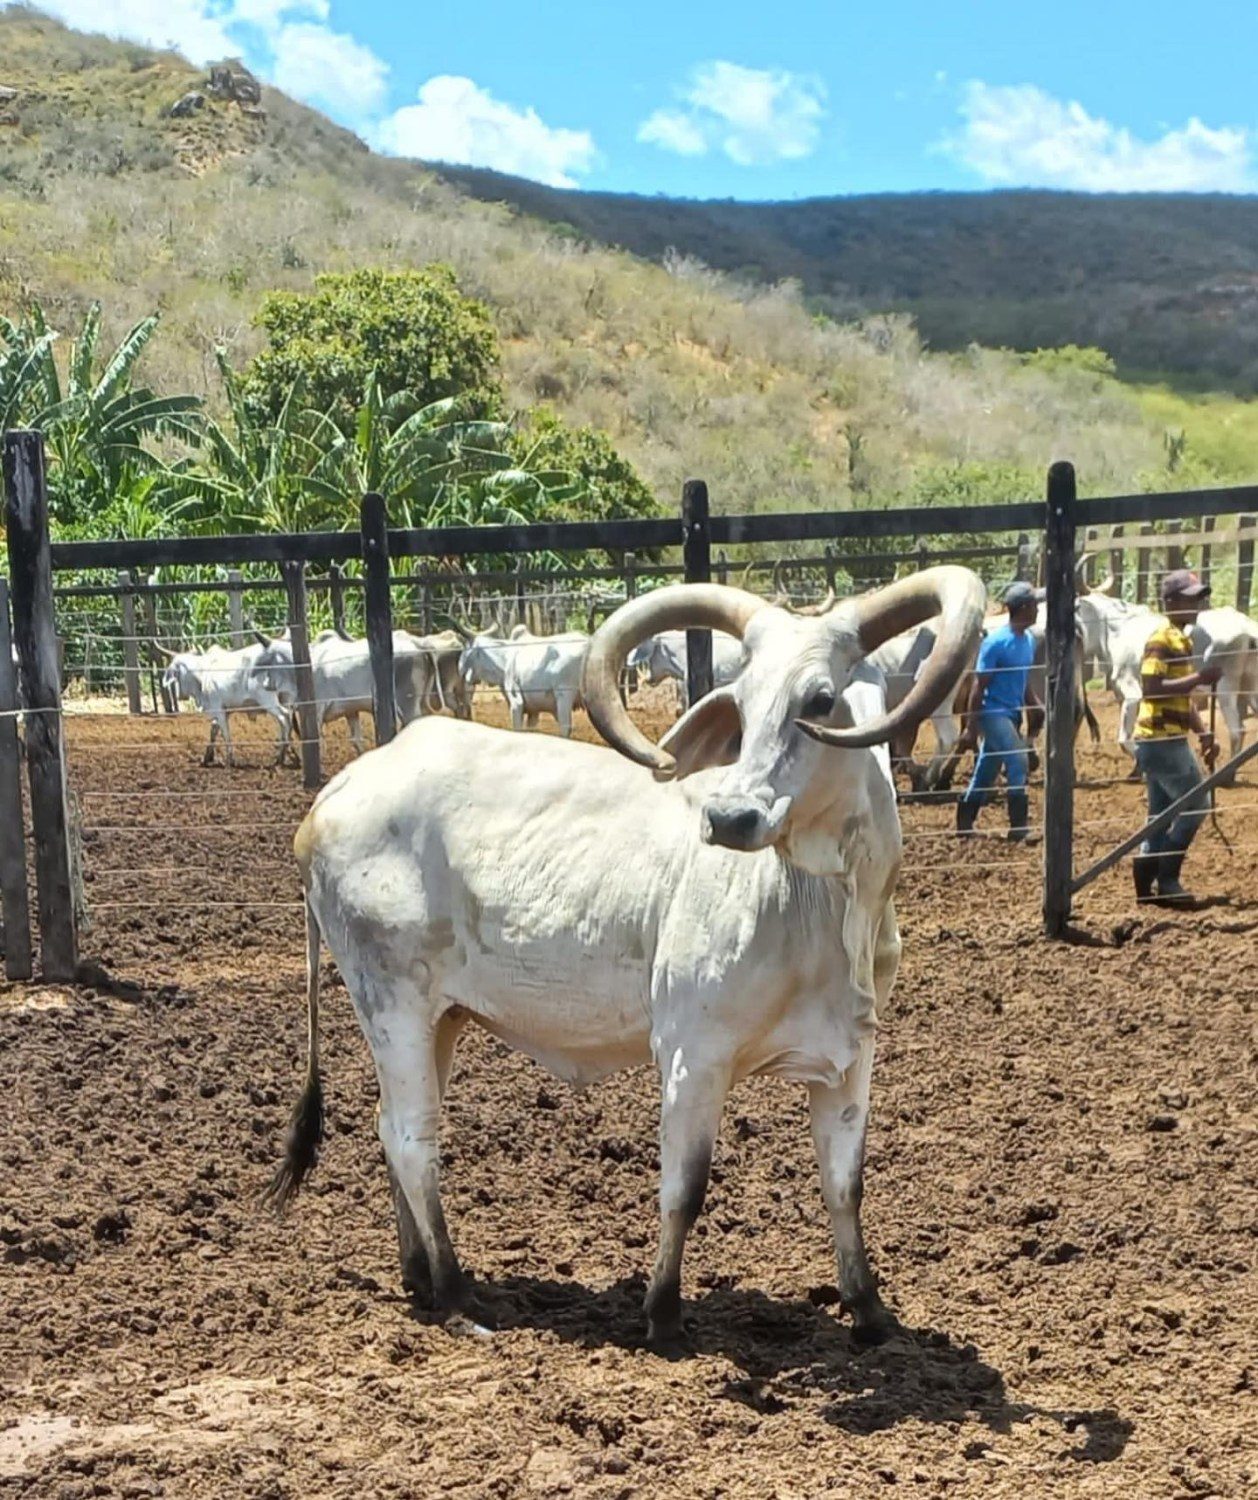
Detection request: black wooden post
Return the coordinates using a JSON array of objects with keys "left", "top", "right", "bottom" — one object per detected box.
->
[
  {"left": 1166, "top": 519, "right": 1184, "bottom": 574},
  {"left": 1199, "top": 516, "right": 1215, "bottom": 593},
  {"left": 715, "top": 548, "right": 729, "bottom": 586},
  {"left": 1043, "top": 461, "right": 1077, "bottom": 940},
  {"left": 226, "top": 568, "right": 245, "bottom": 648},
  {"left": 139, "top": 574, "right": 173, "bottom": 713},
  {"left": 682, "top": 479, "right": 713, "bottom": 704},
  {"left": 0, "top": 578, "right": 32, "bottom": 981},
  {"left": 117, "top": 569, "right": 142, "bottom": 715},
  {"left": 1015, "top": 533, "right": 1033, "bottom": 583},
  {"left": 1136, "top": 523, "right": 1154, "bottom": 605},
  {"left": 1108, "top": 526, "right": 1125, "bottom": 597},
  {"left": 361, "top": 492, "right": 396, "bottom": 745},
  {"left": 623, "top": 551, "right": 638, "bottom": 601},
  {"left": 824, "top": 545, "right": 837, "bottom": 594},
  {"left": 327, "top": 561, "right": 347, "bottom": 637},
  {"left": 3, "top": 431, "right": 78, "bottom": 981},
  {"left": 282, "top": 561, "right": 321, "bottom": 790},
  {"left": 1237, "top": 515, "right": 1255, "bottom": 615}
]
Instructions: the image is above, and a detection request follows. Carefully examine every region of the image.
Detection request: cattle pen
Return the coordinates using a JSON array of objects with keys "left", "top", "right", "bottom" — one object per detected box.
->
[{"left": 2, "top": 431, "right": 1257, "bottom": 1498}]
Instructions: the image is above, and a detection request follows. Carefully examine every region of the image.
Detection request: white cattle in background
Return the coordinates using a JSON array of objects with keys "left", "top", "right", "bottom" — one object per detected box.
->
[
  {"left": 160, "top": 641, "right": 294, "bottom": 768},
  {"left": 627, "top": 629, "right": 745, "bottom": 713},
  {"left": 1109, "top": 606, "right": 1258, "bottom": 768},
  {"left": 265, "top": 569, "right": 986, "bottom": 1349},
  {"left": 250, "top": 631, "right": 429, "bottom": 754},
  {"left": 502, "top": 629, "right": 590, "bottom": 736}
]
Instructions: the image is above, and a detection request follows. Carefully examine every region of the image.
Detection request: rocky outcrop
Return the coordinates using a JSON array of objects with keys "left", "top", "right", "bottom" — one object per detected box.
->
[
  {"left": 167, "top": 91, "right": 205, "bottom": 119},
  {"left": 207, "top": 64, "right": 261, "bottom": 106}
]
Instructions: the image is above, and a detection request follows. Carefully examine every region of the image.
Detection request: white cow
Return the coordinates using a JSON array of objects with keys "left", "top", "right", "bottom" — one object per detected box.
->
[
  {"left": 502, "top": 630, "right": 589, "bottom": 736},
  {"left": 404, "top": 630, "right": 472, "bottom": 720},
  {"left": 867, "top": 618, "right": 973, "bottom": 791},
  {"left": 1110, "top": 606, "right": 1258, "bottom": 767},
  {"left": 457, "top": 626, "right": 524, "bottom": 710},
  {"left": 627, "top": 629, "right": 745, "bottom": 713},
  {"left": 160, "top": 641, "right": 294, "bottom": 767},
  {"left": 265, "top": 568, "right": 985, "bottom": 1347},
  {"left": 251, "top": 631, "right": 429, "bottom": 754}
]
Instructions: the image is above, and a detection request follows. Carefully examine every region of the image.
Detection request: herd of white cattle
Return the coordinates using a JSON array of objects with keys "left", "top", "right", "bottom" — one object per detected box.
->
[{"left": 157, "top": 578, "right": 1258, "bottom": 777}]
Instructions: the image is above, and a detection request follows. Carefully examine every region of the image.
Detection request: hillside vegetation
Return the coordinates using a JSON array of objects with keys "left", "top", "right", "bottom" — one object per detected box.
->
[
  {"left": 1, "top": 7, "right": 1255, "bottom": 536},
  {"left": 440, "top": 167, "right": 1258, "bottom": 393}
]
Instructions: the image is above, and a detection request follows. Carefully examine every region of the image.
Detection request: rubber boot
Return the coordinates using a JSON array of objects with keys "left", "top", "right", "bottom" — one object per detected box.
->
[
  {"left": 1006, "top": 791, "right": 1031, "bottom": 843},
  {"left": 1132, "top": 852, "right": 1159, "bottom": 903},
  {"left": 955, "top": 799, "right": 979, "bottom": 838},
  {"left": 1154, "top": 851, "right": 1194, "bottom": 907}
]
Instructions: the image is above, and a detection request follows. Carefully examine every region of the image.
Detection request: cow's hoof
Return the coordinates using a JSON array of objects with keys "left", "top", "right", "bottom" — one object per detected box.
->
[{"left": 850, "top": 1310, "right": 900, "bottom": 1347}]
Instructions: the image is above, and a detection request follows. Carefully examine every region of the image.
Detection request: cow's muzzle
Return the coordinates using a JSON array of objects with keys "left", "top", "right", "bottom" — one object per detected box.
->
[{"left": 702, "top": 792, "right": 791, "bottom": 852}]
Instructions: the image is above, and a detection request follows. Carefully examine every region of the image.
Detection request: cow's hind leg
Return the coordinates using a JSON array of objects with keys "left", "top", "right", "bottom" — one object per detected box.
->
[
  {"left": 384, "top": 1008, "right": 466, "bottom": 1306},
  {"left": 644, "top": 1049, "right": 729, "bottom": 1349},
  {"left": 372, "top": 1003, "right": 468, "bottom": 1318},
  {"left": 809, "top": 1035, "right": 898, "bottom": 1345},
  {"left": 202, "top": 716, "right": 222, "bottom": 767}
]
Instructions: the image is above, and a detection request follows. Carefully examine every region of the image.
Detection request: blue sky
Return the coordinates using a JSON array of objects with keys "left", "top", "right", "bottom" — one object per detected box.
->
[{"left": 26, "top": 1, "right": 1258, "bottom": 198}]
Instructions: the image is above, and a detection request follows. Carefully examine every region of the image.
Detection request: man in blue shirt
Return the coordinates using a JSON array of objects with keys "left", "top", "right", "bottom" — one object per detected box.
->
[{"left": 955, "top": 581, "right": 1042, "bottom": 841}]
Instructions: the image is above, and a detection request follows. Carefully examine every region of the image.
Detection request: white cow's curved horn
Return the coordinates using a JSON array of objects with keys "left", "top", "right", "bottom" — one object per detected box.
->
[
  {"left": 583, "top": 584, "right": 766, "bottom": 773},
  {"left": 153, "top": 642, "right": 179, "bottom": 659},
  {"left": 1092, "top": 571, "right": 1117, "bottom": 596},
  {"left": 252, "top": 629, "right": 272, "bottom": 649},
  {"left": 800, "top": 566, "right": 987, "bottom": 750}
]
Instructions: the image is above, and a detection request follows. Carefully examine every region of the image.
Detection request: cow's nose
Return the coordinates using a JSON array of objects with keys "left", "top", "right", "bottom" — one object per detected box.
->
[{"left": 704, "top": 803, "right": 763, "bottom": 849}]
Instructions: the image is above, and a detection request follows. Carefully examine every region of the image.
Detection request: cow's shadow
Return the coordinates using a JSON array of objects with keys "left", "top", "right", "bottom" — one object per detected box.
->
[{"left": 421, "top": 1272, "right": 1131, "bottom": 1460}]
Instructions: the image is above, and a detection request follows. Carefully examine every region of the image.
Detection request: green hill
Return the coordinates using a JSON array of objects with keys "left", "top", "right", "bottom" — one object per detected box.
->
[
  {"left": 1, "top": 6, "right": 1255, "bottom": 526},
  {"left": 436, "top": 166, "right": 1258, "bottom": 392}
]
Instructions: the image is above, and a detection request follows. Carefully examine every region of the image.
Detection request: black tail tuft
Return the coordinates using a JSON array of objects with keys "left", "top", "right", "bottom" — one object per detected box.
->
[{"left": 261, "top": 1068, "right": 324, "bottom": 1214}]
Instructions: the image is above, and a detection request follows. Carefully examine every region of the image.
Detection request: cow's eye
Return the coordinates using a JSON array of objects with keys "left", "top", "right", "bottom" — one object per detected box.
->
[{"left": 803, "top": 688, "right": 836, "bottom": 719}]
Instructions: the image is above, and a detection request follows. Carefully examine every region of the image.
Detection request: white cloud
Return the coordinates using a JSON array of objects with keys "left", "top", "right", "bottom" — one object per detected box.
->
[
  {"left": 32, "top": 0, "right": 238, "bottom": 63},
  {"left": 637, "top": 108, "right": 708, "bottom": 157},
  {"left": 26, "top": 2, "right": 388, "bottom": 119},
  {"left": 638, "top": 61, "right": 826, "bottom": 166},
  {"left": 945, "top": 81, "right": 1253, "bottom": 192},
  {"left": 270, "top": 21, "right": 388, "bottom": 117},
  {"left": 376, "top": 76, "right": 597, "bottom": 188}
]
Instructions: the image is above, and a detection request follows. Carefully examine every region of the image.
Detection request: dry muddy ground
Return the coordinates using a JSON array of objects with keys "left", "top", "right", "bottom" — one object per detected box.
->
[{"left": 1, "top": 699, "right": 1255, "bottom": 1498}]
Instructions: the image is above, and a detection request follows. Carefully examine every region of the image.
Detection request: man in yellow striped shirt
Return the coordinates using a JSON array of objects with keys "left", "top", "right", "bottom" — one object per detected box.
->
[{"left": 1132, "top": 570, "right": 1222, "bottom": 904}]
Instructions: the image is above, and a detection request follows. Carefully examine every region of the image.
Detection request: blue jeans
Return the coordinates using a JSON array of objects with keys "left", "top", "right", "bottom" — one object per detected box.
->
[
  {"left": 1135, "top": 738, "right": 1208, "bottom": 856},
  {"left": 961, "top": 711, "right": 1028, "bottom": 806}
]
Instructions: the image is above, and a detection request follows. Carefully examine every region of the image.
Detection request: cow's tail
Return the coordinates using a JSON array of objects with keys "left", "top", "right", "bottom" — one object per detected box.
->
[{"left": 262, "top": 897, "right": 325, "bottom": 1213}]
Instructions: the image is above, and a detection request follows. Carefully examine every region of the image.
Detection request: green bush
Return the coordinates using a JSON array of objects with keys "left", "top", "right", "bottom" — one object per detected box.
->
[
  {"left": 239, "top": 266, "right": 502, "bottom": 435},
  {"left": 508, "top": 407, "right": 660, "bottom": 524}
]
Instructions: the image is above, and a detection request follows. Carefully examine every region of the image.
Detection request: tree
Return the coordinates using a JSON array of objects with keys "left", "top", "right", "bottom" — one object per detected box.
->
[
  {"left": 508, "top": 407, "right": 659, "bottom": 524},
  {"left": 239, "top": 266, "right": 503, "bottom": 435},
  {"left": 9, "top": 302, "right": 202, "bottom": 526}
]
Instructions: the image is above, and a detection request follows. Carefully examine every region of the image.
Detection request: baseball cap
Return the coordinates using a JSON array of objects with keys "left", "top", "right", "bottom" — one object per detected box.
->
[
  {"left": 1160, "top": 568, "right": 1210, "bottom": 603},
  {"left": 1003, "top": 581, "right": 1042, "bottom": 610}
]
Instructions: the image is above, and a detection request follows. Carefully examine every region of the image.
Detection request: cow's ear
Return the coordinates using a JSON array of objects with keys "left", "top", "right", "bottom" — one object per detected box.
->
[{"left": 657, "top": 687, "right": 741, "bottom": 779}]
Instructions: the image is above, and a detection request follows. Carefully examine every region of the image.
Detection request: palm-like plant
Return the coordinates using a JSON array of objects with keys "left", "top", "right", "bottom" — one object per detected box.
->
[
  {"left": 0, "top": 309, "right": 57, "bottom": 433},
  {"left": 6, "top": 302, "right": 203, "bottom": 526}
]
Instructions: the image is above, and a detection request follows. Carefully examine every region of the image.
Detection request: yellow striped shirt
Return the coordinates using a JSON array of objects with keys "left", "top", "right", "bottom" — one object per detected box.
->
[{"left": 1135, "top": 621, "right": 1195, "bottom": 740}]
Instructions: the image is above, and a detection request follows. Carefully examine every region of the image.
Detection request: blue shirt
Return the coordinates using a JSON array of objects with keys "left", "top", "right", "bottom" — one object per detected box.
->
[{"left": 977, "top": 624, "right": 1035, "bottom": 718}]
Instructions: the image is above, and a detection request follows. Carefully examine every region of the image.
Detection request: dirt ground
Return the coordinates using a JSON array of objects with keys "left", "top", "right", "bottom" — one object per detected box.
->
[{"left": 1, "top": 696, "right": 1255, "bottom": 1499}]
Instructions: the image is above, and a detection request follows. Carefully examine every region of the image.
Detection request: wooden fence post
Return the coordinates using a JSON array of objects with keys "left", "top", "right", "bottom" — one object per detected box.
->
[
  {"left": 420, "top": 578, "right": 433, "bottom": 636},
  {"left": 716, "top": 549, "right": 729, "bottom": 586},
  {"left": 226, "top": 568, "right": 245, "bottom": 648},
  {"left": 1198, "top": 516, "right": 1214, "bottom": 593},
  {"left": 1083, "top": 526, "right": 1099, "bottom": 587},
  {"left": 117, "top": 569, "right": 142, "bottom": 715},
  {"left": 282, "top": 561, "right": 321, "bottom": 791},
  {"left": 3, "top": 431, "right": 78, "bottom": 981},
  {"left": 824, "top": 545, "right": 837, "bottom": 594},
  {"left": 1043, "top": 461, "right": 1077, "bottom": 940},
  {"left": 139, "top": 574, "right": 173, "bottom": 713},
  {"left": 1015, "top": 533, "right": 1033, "bottom": 583},
  {"left": 327, "top": 561, "right": 347, "bottom": 637},
  {"left": 1136, "top": 523, "right": 1154, "bottom": 605},
  {"left": 1166, "top": 519, "right": 1184, "bottom": 574},
  {"left": 361, "top": 492, "right": 396, "bottom": 745},
  {"left": 1237, "top": 515, "right": 1255, "bottom": 615},
  {"left": 0, "top": 578, "right": 32, "bottom": 981},
  {"left": 1108, "top": 526, "right": 1125, "bottom": 597},
  {"left": 623, "top": 551, "right": 638, "bottom": 601},
  {"left": 682, "top": 479, "right": 713, "bottom": 705},
  {"left": 915, "top": 539, "right": 929, "bottom": 574}
]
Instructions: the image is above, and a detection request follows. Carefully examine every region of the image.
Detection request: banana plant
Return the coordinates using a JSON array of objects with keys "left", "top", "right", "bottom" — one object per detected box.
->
[{"left": 0, "top": 310, "right": 57, "bottom": 432}]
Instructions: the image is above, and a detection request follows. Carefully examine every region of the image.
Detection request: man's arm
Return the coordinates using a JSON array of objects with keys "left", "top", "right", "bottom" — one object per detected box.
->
[
  {"left": 957, "top": 673, "right": 989, "bottom": 749},
  {"left": 1023, "top": 683, "right": 1044, "bottom": 739}
]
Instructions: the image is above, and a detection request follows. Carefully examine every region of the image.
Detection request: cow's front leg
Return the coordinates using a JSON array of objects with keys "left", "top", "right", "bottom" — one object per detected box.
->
[
  {"left": 202, "top": 717, "right": 221, "bottom": 767},
  {"left": 808, "top": 1037, "right": 898, "bottom": 1345},
  {"left": 645, "top": 1048, "right": 729, "bottom": 1349},
  {"left": 346, "top": 712, "right": 365, "bottom": 755}
]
